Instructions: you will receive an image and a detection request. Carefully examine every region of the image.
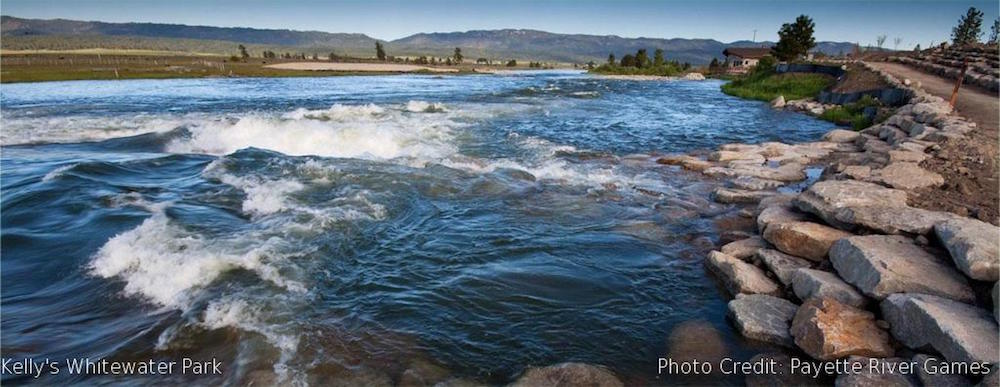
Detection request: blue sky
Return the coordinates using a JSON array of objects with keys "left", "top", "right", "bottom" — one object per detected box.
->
[{"left": 4, "top": 0, "right": 998, "bottom": 48}]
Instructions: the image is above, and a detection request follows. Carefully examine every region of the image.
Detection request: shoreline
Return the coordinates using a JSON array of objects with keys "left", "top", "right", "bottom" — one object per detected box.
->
[{"left": 659, "top": 60, "right": 999, "bottom": 386}]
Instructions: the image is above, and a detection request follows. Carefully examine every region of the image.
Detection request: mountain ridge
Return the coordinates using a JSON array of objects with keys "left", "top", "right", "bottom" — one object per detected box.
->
[{"left": 1, "top": 16, "right": 858, "bottom": 64}]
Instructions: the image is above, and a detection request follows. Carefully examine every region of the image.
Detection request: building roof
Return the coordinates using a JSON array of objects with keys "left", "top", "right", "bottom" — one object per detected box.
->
[{"left": 722, "top": 47, "right": 773, "bottom": 59}]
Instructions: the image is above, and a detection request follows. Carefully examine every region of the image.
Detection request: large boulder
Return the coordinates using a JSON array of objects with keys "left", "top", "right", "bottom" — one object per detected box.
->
[
  {"left": 791, "top": 269, "right": 868, "bottom": 308},
  {"left": 721, "top": 236, "right": 768, "bottom": 260},
  {"left": 727, "top": 294, "right": 798, "bottom": 347},
  {"left": 762, "top": 221, "right": 853, "bottom": 261},
  {"left": 705, "top": 251, "right": 782, "bottom": 297},
  {"left": 912, "top": 354, "right": 972, "bottom": 387},
  {"left": 791, "top": 298, "right": 894, "bottom": 360},
  {"left": 872, "top": 162, "right": 944, "bottom": 190},
  {"left": 881, "top": 293, "right": 999, "bottom": 364},
  {"left": 756, "top": 249, "right": 813, "bottom": 286},
  {"left": 834, "top": 205, "right": 959, "bottom": 235},
  {"left": 511, "top": 363, "right": 623, "bottom": 387},
  {"left": 756, "top": 206, "right": 809, "bottom": 234},
  {"left": 934, "top": 217, "right": 1000, "bottom": 281},
  {"left": 822, "top": 129, "right": 860, "bottom": 143},
  {"left": 830, "top": 235, "right": 974, "bottom": 303},
  {"left": 709, "top": 150, "right": 765, "bottom": 163},
  {"left": 713, "top": 188, "right": 773, "bottom": 204},
  {"left": 794, "top": 180, "right": 908, "bottom": 230}
]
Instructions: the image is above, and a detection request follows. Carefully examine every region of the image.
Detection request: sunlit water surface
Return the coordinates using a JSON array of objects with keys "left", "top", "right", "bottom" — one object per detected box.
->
[{"left": 1, "top": 71, "right": 834, "bottom": 385}]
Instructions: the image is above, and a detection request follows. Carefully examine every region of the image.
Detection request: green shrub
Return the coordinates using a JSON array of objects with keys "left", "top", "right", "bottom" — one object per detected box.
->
[{"left": 721, "top": 73, "right": 833, "bottom": 101}]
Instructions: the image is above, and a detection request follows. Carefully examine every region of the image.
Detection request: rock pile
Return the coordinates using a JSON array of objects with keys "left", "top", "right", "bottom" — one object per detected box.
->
[
  {"left": 665, "top": 60, "right": 1000, "bottom": 385},
  {"left": 889, "top": 44, "right": 1000, "bottom": 92}
]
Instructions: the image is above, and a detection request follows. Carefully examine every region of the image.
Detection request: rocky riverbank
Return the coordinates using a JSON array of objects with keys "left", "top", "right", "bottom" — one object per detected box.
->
[{"left": 656, "top": 61, "right": 998, "bottom": 386}]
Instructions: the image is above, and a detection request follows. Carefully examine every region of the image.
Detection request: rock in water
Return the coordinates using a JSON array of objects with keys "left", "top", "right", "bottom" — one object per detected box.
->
[
  {"left": 704, "top": 251, "right": 782, "bottom": 296},
  {"left": 727, "top": 294, "right": 798, "bottom": 347},
  {"left": 683, "top": 72, "right": 706, "bottom": 81},
  {"left": 762, "top": 221, "right": 852, "bottom": 261},
  {"left": 713, "top": 187, "right": 773, "bottom": 204},
  {"left": 756, "top": 249, "right": 812, "bottom": 286},
  {"left": 791, "top": 269, "right": 868, "bottom": 308},
  {"left": 770, "top": 95, "right": 786, "bottom": 108},
  {"left": 882, "top": 294, "right": 999, "bottom": 364},
  {"left": 667, "top": 320, "right": 728, "bottom": 363},
  {"left": 511, "top": 363, "right": 623, "bottom": 387},
  {"left": 794, "top": 180, "right": 908, "bottom": 230},
  {"left": 790, "top": 298, "right": 893, "bottom": 360},
  {"left": 934, "top": 217, "right": 1000, "bottom": 281},
  {"left": 720, "top": 236, "right": 768, "bottom": 260},
  {"left": 829, "top": 235, "right": 974, "bottom": 303}
]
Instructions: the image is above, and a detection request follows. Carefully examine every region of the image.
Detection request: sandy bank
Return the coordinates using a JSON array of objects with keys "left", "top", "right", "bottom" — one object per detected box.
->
[{"left": 264, "top": 62, "right": 459, "bottom": 73}]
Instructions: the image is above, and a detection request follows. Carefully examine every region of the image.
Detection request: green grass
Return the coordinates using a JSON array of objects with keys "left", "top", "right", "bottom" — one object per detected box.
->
[
  {"left": 589, "top": 63, "right": 684, "bottom": 77},
  {"left": 818, "top": 95, "right": 885, "bottom": 130},
  {"left": 721, "top": 72, "right": 835, "bottom": 101}
]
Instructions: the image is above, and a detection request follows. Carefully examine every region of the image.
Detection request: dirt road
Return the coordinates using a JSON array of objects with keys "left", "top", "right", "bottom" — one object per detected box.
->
[{"left": 869, "top": 61, "right": 999, "bottom": 224}]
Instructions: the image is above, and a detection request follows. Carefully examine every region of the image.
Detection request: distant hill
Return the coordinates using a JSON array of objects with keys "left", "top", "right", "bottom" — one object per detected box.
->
[{"left": 1, "top": 16, "right": 858, "bottom": 64}]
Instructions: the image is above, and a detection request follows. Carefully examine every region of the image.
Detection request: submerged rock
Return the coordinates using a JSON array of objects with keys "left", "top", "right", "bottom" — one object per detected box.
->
[
  {"left": 794, "top": 180, "right": 908, "bottom": 230},
  {"left": 667, "top": 320, "right": 728, "bottom": 363},
  {"left": 705, "top": 251, "right": 782, "bottom": 297},
  {"left": 791, "top": 269, "right": 868, "bottom": 308},
  {"left": 511, "top": 363, "right": 623, "bottom": 387},
  {"left": 756, "top": 248, "right": 812, "bottom": 286},
  {"left": 399, "top": 359, "right": 450, "bottom": 387},
  {"left": 881, "top": 293, "right": 999, "bottom": 364},
  {"left": 934, "top": 217, "right": 1000, "bottom": 281},
  {"left": 727, "top": 294, "right": 798, "bottom": 347},
  {"left": 830, "top": 235, "right": 974, "bottom": 302},
  {"left": 762, "top": 221, "right": 852, "bottom": 261},
  {"left": 790, "top": 298, "right": 893, "bottom": 360}
]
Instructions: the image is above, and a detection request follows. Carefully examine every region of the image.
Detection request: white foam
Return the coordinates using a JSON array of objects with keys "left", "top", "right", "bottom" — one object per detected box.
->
[
  {"left": 88, "top": 206, "right": 306, "bottom": 309},
  {"left": 1, "top": 113, "right": 193, "bottom": 145}
]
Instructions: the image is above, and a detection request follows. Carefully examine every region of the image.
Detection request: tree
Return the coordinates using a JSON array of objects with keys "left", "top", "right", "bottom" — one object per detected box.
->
[
  {"left": 375, "top": 41, "right": 387, "bottom": 61},
  {"left": 620, "top": 54, "right": 635, "bottom": 67},
  {"left": 312, "top": 53, "right": 318, "bottom": 60},
  {"left": 506, "top": 59, "right": 517, "bottom": 67},
  {"left": 913, "top": 44, "right": 921, "bottom": 52},
  {"left": 634, "top": 48, "right": 649, "bottom": 68},
  {"left": 238, "top": 44, "right": 249, "bottom": 59},
  {"left": 453, "top": 47, "right": 463, "bottom": 64},
  {"left": 653, "top": 48, "right": 665, "bottom": 67},
  {"left": 708, "top": 58, "right": 720, "bottom": 73},
  {"left": 893, "top": 37, "right": 903, "bottom": 50},
  {"left": 772, "top": 15, "right": 816, "bottom": 61},
  {"left": 586, "top": 61, "right": 596, "bottom": 69},
  {"left": 952, "top": 7, "right": 984, "bottom": 45},
  {"left": 328, "top": 52, "right": 337, "bottom": 61},
  {"left": 607, "top": 53, "right": 615, "bottom": 66},
  {"left": 989, "top": 18, "right": 999, "bottom": 44},
  {"left": 875, "top": 35, "right": 887, "bottom": 49}
]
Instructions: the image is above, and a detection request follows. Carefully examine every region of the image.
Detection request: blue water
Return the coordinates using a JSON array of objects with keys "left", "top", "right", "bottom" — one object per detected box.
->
[{"left": 1, "top": 71, "right": 835, "bottom": 385}]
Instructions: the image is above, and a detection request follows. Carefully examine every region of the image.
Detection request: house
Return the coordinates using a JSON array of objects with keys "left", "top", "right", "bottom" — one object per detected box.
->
[{"left": 722, "top": 47, "right": 773, "bottom": 73}]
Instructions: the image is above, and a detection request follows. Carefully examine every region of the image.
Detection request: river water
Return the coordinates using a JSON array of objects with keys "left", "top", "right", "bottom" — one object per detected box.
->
[{"left": 0, "top": 71, "right": 834, "bottom": 385}]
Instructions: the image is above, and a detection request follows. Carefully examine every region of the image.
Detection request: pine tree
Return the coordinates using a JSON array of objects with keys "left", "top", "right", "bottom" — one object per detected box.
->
[
  {"left": 453, "top": 47, "right": 463, "bottom": 64},
  {"left": 375, "top": 42, "right": 387, "bottom": 61},
  {"left": 653, "top": 48, "right": 665, "bottom": 67},
  {"left": 708, "top": 58, "right": 720, "bottom": 73},
  {"left": 607, "top": 53, "right": 616, "bottom": 66},
  {"left": 989, "top": 18, "right": 999, "bottom": 44},
  {"left": 634, "top": 49, "right": 648, "bottom": 68},
  {"left": 238, "top": 44, "right": 249, "bottom": 59},
  {"left": 772, "top": 15, "right": 816, "bottom": 61},
  {"left": 951, "top": 7, "right": 984, "bottom": 45},
  {"left": 620, "top": 54, "right": 635, "bottom": 67}
]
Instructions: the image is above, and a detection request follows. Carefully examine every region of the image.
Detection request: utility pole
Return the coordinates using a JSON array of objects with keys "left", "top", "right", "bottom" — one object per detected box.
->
[{"left": 949, "top": 57, "right": 968, "bottom": 108}]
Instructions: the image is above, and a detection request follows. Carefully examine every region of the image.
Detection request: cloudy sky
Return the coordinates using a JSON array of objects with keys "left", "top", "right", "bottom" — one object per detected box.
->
[{"left": 4, "top": 0, "right": 999, "bottom": 48}]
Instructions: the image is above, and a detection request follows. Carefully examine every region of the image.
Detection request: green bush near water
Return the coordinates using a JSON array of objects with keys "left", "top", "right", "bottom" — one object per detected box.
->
[
  {"left": 818, "top": 95, "right": 885, "bottom": 130},
  {"left": 721, "top": 56, "right": 834, "bottom": 101}
]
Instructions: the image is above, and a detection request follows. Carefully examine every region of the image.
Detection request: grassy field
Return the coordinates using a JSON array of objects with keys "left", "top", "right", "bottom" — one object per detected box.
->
[
  {"left": 721, "top": 72, "right": 835, "bottom": 102},
  {"left": 0, "top": 53, "right": 492, "bottom": 83}
]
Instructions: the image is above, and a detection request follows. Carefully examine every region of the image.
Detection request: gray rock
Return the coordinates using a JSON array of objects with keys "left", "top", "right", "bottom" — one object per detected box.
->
[
  {"left": 757, "top": 249, "right": 813, "bottom": 286},
  {"left": 835, "top": 205, "right": 959, "bottom": 235},
  {"left": 511, "top": 363, "right": 623, "bottom": 387},
  {"left": 823, "top": 129, "right": 861, "bottom": 143},
  {"left": 912, "top": 354, "right": 972, "bottom": 387},
  {"left": 713, "top": 187, "right": 773, "bottom": 204},
  {"left": 872, "top": 162, "right": 944, "bottom": 190},
  {"left": 888, "top": 150, "right": 928, "bottom": 163},
  {"left": 795, "top": 180, "right": 908, "bottom": 230},
  {"left": 732, "top": 176, "right": 785, "bottom": 191},
  {"left": 721, "top": 236, "right": 768, "bottom": 260},
  {"left": 835, "top": 357, "right": 920, "bottom": 387},
  {"left": 727, "top": 294, "right": 798, "bottom": 347},
  {"left": 757, "top": 206, "right": 809, "bottom": 234},
  {"left": 994, "top": 283, "right": 998, "bottom": 323},
  {"left": 762, "top": 221, "right": 853, "bottom": 261},
  {"left": 978, "top": 364, "right": 998, "bottom": 387},
  {"left": 792, "top": 269, "right": 868, "bottom": 308},
  {"left": 935, "top": 217, "right": 1000, "bottom": 281},
  {"left": 830, "top": 235, "right": 974, "bottom": 302},
  {"left": 705, "top": 251, "right": 782, "bottom": 296},
  {"left": 881, "top": 293, "right": 999, "bottom": 364},
  {"left": 709, "top": 150, "right": 766, "bottom": 163}
]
